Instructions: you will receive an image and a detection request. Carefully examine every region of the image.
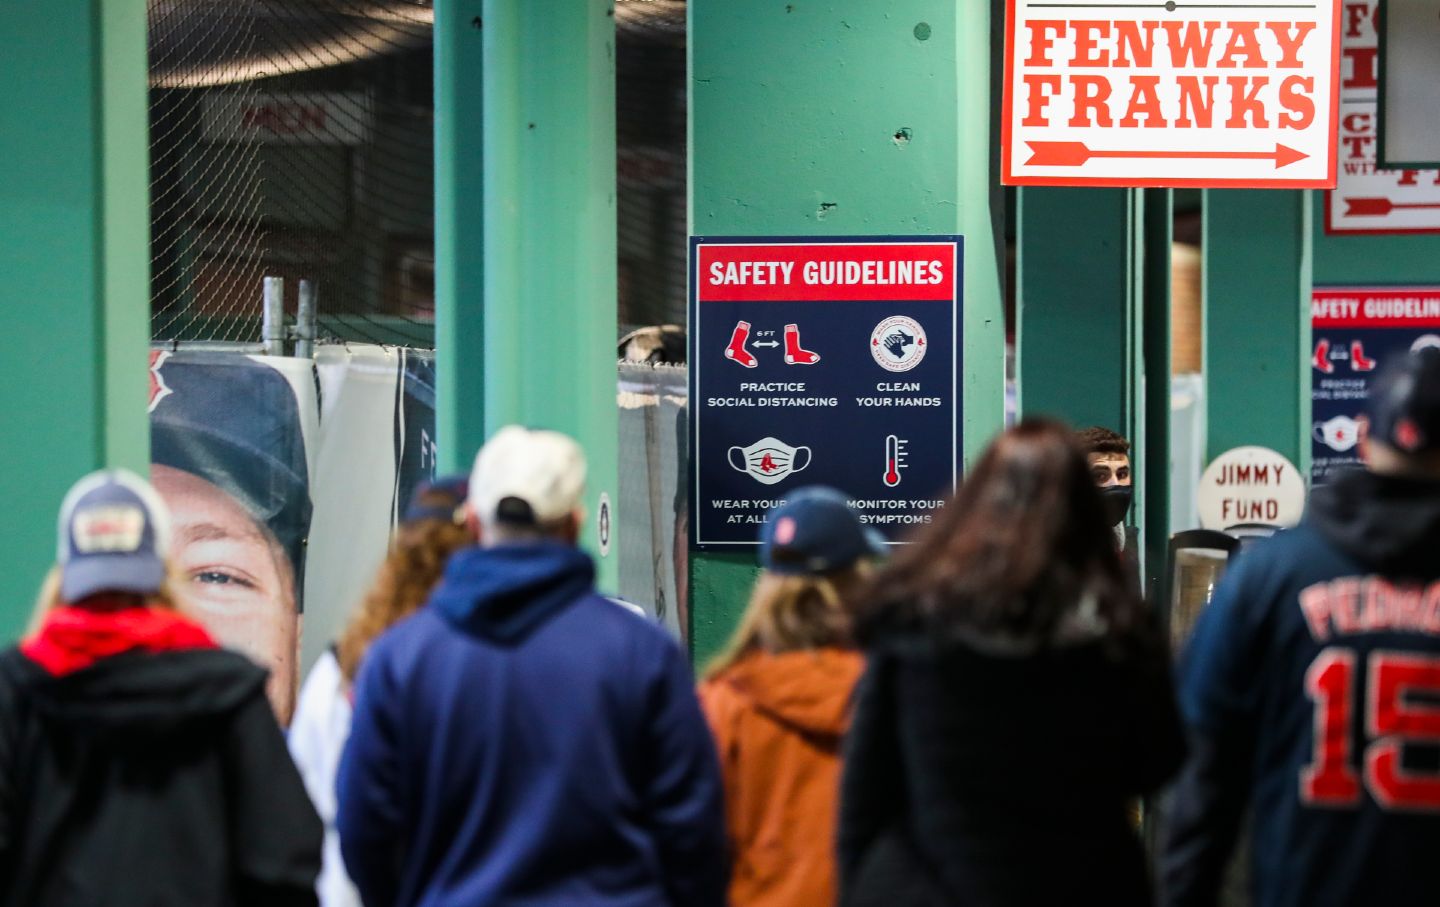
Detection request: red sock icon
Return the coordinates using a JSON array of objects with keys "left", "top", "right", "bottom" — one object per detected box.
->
[
  {"left": 1351, "top": 340, "right": 1376, "bottom": 372},
  {"left": 783, "top": 324, "right": 820, "bottom": 365},
  {"left": 725, "top": 321, "right": 757, "bottom": 368},
  {"left": 1313, "top": 338, "right": 1334, "bottom": 374}
]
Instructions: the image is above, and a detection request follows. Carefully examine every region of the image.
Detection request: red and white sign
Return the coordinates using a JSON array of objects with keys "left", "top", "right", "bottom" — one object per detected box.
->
[
  {"left": 1325, "top": 0, "right": 1440, "bottom": 233},
  {"left": 1312, "top": 287, "right": 1440, "bottom": 328},
  {"left": 201, "top": 92, "right": 373, "bottom": 146},
  {"left": 1198, "top": 446, "right": 1305, "bottom": 530},
  {"left": 1002, "top": 0, "right": 1342, "bottom": 187}
]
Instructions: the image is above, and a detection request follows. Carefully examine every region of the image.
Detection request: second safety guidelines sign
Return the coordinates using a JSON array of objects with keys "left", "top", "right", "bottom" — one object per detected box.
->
[
  {"left": 689, "top": 237, "right": 963, "bottom": 547},
  {"left": 1002, "top": 0, "right": 1342, "bottom": 187}
]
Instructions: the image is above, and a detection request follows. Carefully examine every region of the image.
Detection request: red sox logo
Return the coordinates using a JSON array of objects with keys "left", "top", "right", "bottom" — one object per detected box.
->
[{"left": 149, "top": 350, "right": 173, "bottom": 413}]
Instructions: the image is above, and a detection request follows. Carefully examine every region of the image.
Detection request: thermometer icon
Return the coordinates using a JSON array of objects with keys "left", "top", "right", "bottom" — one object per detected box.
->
[{"left": 883, "top": 435, "right": 908, "bottom": 487}]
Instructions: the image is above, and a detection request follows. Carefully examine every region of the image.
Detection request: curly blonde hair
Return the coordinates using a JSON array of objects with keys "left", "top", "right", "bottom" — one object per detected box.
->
[{"left": 336, "top": 517, "right": 473, "bottom": 683}]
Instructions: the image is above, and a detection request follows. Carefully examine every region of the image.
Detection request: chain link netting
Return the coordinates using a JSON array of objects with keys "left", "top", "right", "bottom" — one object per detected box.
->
[
  {"left": 148, "top": 0, "right": 687, "bottom": 347},
  {"left": 147, "top": 0, "right": 435, "bottom": 347},
  {"left": 617, "top": 0, "right": 687, "bottom": 336}
]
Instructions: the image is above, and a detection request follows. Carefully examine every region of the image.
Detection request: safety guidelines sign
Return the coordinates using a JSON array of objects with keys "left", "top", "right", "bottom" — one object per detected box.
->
[
  {"left": 689, "top": 237, "right": 963, "bottom": 547},
  {"left": 1311, "top": 287, "right": 1440, "bottom": 482},
  {"left": 1002, "top": 0, "right": 1342, "bottom": 186}
]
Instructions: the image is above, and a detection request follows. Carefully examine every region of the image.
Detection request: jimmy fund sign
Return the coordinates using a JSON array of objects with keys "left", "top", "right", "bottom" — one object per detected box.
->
[{"left": 689, "top": 236, "right": 963, "bottom": 547}]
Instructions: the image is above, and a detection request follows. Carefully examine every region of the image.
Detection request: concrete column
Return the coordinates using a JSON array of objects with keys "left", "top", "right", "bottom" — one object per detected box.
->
[
  {"left": 1017, "top": 187, "right": 1172, "bottom": 598},
  {"left": 1204, "top": 191, "right": 1312, "bottom": 470},
  {"left": 1017, "top": 188, "right": 1140, "bottom": 432},
  {"left": 434, "top": 0, "right": 487, "bottom": 475},
  {"left": 434, "top": 0, "right": 619, "bottom": 581},
  {"left": 0, "top": 0, "right": 151, "bottom": 636},
  {"left": 689, "top": 0, "right": 1007, "bottom": 664}
]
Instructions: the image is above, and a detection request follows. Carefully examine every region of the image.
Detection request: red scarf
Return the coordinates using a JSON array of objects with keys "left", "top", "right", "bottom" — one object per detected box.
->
[{"left": 22, "top": 603, "right": 218, "bottom": 677}]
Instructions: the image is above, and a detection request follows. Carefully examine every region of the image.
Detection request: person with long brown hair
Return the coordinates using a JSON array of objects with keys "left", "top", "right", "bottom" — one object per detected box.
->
[
  {"left": 288, "top": 475, "right": 472, "bottom": 907},
  {"left": 837, "top": 419, "right": 1186, "bottom": 907},
  {"left": 700, "top": 486, "right": 881, "bottom": 907}
]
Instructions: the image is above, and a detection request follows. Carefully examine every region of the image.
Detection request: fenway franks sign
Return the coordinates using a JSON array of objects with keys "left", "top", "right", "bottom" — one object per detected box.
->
[{"left": 1002, "top": 0, "right": 1342, "bottom": 187}]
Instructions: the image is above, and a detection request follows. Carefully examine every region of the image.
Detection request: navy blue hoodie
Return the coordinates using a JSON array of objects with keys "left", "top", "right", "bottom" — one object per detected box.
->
[
  {"left": 1162, "top": 469, "right": 1440, "bottom": 907},
  {"left": 336, "top": 542, "right": 728, "bottom": 907}
]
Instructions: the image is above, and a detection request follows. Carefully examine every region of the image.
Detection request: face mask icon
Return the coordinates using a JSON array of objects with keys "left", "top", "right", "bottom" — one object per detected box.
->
[
  {"left": 1313, "top": 415, "right": 1360, "bottom": 452},
  {"left": 727, "top": 437, "right": 812, "bottom": 485}
]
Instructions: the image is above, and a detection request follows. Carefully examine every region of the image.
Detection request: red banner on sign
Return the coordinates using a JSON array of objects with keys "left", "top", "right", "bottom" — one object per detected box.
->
[
  {"left": 1312, "top": 287, "right": 1440, "bottom": 327},
  {"left": 696, "top": 243, "right": 957, "bottom": 302}
]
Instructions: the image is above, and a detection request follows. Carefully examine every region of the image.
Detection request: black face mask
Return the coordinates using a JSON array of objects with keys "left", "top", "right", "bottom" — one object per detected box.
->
[{"left": 1100, "top": 485, "right": 1133, "bottom": 527}]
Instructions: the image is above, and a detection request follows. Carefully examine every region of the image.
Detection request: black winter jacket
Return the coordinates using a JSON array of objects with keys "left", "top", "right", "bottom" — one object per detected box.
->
[
  {"left": 0, "top": 647, "right": 322, "bottom": 906},
  {"left": 839, "top": 621, "right": 1186, "bottom": 907}
]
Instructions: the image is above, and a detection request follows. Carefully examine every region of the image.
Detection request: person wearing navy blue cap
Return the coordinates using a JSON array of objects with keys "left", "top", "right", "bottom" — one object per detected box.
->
[
  {"left": 1163, "top": 348, "right": 1440, "bottom": 907},
  {"left": 0, "top": 469, "right": 322, "bottom": 906},
  {"left": 700, "top": 486, "right": 882, "bottom": 907}
]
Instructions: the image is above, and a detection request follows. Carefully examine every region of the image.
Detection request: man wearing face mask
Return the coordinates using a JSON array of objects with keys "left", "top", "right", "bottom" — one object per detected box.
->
[{"left": 1076, "top": 426, "right": 1141, "bottom": 600}]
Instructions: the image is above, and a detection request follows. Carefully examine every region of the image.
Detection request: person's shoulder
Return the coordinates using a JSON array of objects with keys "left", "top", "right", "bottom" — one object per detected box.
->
[
  {"left": 567, "top": 596, "right": 688, "bottom": 669},
  {"left": 1218, "top": 522, "right": 1342, "bottom": 590},
  {"left": 366, "top": 606, "right": 445, "bottom": 655},
  {"left": 574, "top": 594, "right": 673, "bottom": 637}
]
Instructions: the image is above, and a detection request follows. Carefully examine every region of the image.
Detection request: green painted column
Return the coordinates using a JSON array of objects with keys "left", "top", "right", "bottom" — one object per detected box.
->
[
  {"left": 434, "top": 0, "right": 488, "bottom": 475},
  {"left": 480, "top": 0, "right": 618, "bottom": 585},
  {"left": 1204, "top": 191, "right": 1312, "bottom": 470},
  {"left": 689, "top": 0, "right": 1006, "bottom": 664},
  {"left": 0, "top": 0, "right": 150, "bottom": 636},
  {"left": 1017, "top": 188, "right": 1140, "bottom": 433},
  {"left": 1017, "top": 187, "right": 1172, "bottom": 599},
  {"left": 1140, "top": 189, "right": 1173, "bottom": 599}
]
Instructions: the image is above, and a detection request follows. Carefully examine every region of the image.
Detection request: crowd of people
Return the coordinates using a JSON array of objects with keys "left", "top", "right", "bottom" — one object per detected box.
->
[{"left": 4, "top": 349, "right": 1440, "bottom": 906}]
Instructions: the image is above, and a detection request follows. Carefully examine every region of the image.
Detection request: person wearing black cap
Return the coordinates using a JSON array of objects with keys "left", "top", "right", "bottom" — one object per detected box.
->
[
  {"left": 0, "top": 470, "right": 321, "bottom": 906},
  {"left": 1162, "top": 349, "right": 1440, "bottom": 907},
  {"left": 698, "top": 486, "right": 882, "bottom": 907}
]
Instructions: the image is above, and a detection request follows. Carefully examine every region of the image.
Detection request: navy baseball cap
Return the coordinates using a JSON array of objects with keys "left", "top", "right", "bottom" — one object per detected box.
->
[
  {"left": 1368, "top": 348, "right": 1440, "bottom": 454},
  {"left": 402, "top": 474, "right": 469, "bottom": 524},
  {"left": 760, "top": 486, "right": 886, "bottom": 576},
  {"left": 57, "top": 469, "right": 171, "bottom": 603}
]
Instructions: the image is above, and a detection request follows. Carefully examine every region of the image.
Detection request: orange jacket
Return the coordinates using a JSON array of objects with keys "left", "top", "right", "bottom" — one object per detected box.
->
[{"left": 698, "top": 648, "right": 864, "bottom": 907}]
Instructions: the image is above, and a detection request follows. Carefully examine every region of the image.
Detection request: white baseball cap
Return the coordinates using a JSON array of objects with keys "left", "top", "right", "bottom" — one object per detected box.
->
[{"left": 469, "top": 426, "right": 587, "bottom": 526}]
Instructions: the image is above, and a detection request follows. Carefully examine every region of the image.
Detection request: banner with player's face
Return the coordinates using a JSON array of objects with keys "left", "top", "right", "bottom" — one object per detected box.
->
[
  {"left": 148, "top": 346, "right": 437, "bottom": 725},
  {"left": 149, "top": 350, "right": 317, "bottom": 724}
]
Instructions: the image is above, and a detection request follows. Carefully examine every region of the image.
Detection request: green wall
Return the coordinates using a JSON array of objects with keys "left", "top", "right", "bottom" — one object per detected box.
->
[
  {"left": 688, "top": 0, "right": 1006, "bottom": 664},
  {"left": 1204, "top": 191, "right": 1312, "bottom": 469},
  {"left": 1311, "top": 192, "right": 1440, "bottom": 285},
  {"left": 0, "top": 0, "right": 151, "bottom": 636},
  {"left": 434, "top": 0, "right": 620, "bottom": 587}
]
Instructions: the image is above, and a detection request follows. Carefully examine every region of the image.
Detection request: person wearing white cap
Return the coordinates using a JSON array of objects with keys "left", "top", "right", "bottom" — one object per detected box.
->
[
  {"left": 337, "top": 426, "right": 727, "bottom": 907},
  {"left": 0, "top": 469, "right": 322, "bottom": 906}
]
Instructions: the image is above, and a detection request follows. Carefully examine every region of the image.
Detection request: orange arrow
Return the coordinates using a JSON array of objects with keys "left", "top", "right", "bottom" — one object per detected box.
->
[{"left": 1025, "top": 141, "right": 1308, "bottom": 169}]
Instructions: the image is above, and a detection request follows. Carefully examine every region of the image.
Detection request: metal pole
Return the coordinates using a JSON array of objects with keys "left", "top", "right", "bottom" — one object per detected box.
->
[
  {"left": 296, "top": 279, "right": 317, "bottom": 359},
  {"left": 262, "top": 276, "right": 286, "bottom": 357}
]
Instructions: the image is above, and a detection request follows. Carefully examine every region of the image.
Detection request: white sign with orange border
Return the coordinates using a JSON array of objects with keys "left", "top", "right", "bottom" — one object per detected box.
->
[{"left": 1002, "top": 0, "right": 1342, "bottom": 187}]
